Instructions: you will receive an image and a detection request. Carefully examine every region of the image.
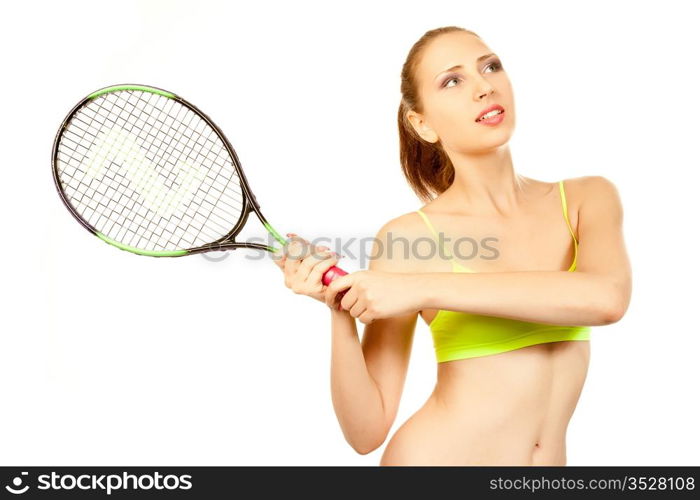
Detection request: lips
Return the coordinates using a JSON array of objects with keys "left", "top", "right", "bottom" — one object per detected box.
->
[{"left": 475, "top": 104, "right": 505, "bottom": 122}]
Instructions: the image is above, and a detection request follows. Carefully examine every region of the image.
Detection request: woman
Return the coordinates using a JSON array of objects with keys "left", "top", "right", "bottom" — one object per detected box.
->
[{"left": 273, "top": 26, "right": 632, "bottom": 465}]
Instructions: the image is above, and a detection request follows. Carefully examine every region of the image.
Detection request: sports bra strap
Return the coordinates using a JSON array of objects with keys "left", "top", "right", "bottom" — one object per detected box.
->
[
  {"left": 558, "top": 180, "right": 579, "bottom": 271},
  {"left": 415, "top": 209, "right": 455, "bottom": 260},
  {"left": 558, "top": 180, "right": 578, "bottom": 244}
]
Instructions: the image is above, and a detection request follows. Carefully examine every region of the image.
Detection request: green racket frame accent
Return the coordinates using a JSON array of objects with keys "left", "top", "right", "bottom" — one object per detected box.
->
[
  {"left": 52, "top": 83, "right": 288, "bottom": 257},
  {"left": 95, "top": 232, "right": 188, "bottom": 257},
  {"left": 87, "top": 84, "right": 176, "bottom": 100},
  {"left": 263, "top": 222, "right": 285, "bottom": 247}
]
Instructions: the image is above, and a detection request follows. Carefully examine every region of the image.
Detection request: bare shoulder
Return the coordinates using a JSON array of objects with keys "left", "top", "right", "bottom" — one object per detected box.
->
[
  {"left": 368, "top": 211, "right": 427, "bottom": 273},
  {"left": 562, "top": 175, "right": 622, "bottom": 210},
  {"left": 566, "top": 174, "right": 620, "bottom": 194},
  {"left": 376, "top": 210, "right": 427, "bottom": 234}
]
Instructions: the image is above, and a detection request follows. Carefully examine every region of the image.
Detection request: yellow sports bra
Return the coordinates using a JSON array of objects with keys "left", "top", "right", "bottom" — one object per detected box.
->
[{"left": 415, "top": 180, "right": 591, "bottom": 363}]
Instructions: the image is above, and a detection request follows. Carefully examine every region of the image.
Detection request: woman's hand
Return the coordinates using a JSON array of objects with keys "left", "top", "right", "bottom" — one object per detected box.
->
[
  {"left": 324, "top": 270, "right": 423, "bottom": 324},
  {"left": 271, "top": 233, "right": 342, "bottom": 305}
]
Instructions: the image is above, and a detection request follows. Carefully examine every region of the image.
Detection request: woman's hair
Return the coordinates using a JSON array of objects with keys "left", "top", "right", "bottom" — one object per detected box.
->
[{"left": 398, "top": 26, "right": 481, "bottom": 203}]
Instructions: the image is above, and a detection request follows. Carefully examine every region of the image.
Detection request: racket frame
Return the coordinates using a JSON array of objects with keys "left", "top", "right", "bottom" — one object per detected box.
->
[{"left": 51, "top": 84, "right": 287, "bottom": 257}]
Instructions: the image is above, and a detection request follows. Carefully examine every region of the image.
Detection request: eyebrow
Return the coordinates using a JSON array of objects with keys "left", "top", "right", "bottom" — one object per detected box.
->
[{"left": 433, "top": 53, "right": 497, "bottom": 81}]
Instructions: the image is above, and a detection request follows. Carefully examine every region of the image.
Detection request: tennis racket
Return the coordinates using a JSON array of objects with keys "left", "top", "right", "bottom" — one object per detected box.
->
[{"left": 51, "top": 83, "right": 348, "bottom": 296}]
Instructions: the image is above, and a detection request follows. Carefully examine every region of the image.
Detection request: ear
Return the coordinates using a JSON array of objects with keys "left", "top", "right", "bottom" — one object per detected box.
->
[{"left": 406, "top": 109, "right": 439, "bottom": 143}]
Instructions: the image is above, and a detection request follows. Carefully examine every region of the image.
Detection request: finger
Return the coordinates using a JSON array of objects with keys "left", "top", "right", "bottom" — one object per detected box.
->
[
  {"left": 348, "top": 298, "right": 366, "bottom": 319},
  {"left": 296, "top": 245, "right": 330, "bottom": 278},
  {"left": 337, "top": 284, "right": 359, "bottom": 312},
  {"left": 283, "top": 252, "right": 300, "bottom": 277},
  {"left": 358, "top": 311, "right": 375, "bottom": 325},
  {"left": 325, "top": 274, "right": 353, "bottom": 308},
  {"left": 285, "top": 235, "right": 312, "bottom": 261},
  {"left": 299, "top": 248, "right": 339, "bottom": 282},
  {"left": 306, "top": 252, "right": 340, "bottom": 285},
  {"left": 283, "top": 238, "right": 307, "bottom": 273}
]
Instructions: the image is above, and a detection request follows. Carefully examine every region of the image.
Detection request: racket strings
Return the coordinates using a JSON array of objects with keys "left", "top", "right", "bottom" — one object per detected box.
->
[
  {"left": 71, "top": 94, "right": 242, "bottom": 230},
  {"left": 63, "top": 91, "right": 242, "bottom": 248},
  {"left": 56, "top": 89, "right": 245, "bottom": 251},
  {"left": 59, "top": 91, "right": 235, "bottom": 249}
]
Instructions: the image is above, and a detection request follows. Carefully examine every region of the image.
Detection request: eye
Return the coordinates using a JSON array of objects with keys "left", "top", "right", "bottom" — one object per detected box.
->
[
  {"left": 485, "top": 60, "right": 503, "bottom": 73},
  {"left": 443, "top": 76, "right": 460, "bottom": 88},
  {"left": 441, "top": 61, "right": 503, "bottom": 89}
]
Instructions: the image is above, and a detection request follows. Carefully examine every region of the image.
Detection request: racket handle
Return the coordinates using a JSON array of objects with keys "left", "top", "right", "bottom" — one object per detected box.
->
[
  {"left": 322, "top": 266, "right": 348, "bottom": 311},
  {"left": 321, "top": 265, "right": 347, "bottom": 285}
]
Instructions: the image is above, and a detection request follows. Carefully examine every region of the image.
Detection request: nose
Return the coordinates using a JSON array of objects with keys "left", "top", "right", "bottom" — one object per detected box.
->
[{"left": 477, "top": 86, "right": 495, "bottom": 99}]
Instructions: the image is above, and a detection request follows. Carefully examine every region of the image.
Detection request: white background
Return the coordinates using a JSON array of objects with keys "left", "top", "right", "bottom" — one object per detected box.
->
[{"left": 1, "top": 0, "right": 698, "bottom": 465}]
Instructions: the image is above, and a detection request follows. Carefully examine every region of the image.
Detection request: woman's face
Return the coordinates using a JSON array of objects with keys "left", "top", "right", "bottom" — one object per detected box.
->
[{"left": 407, "top": 31, "right": 516, "bottom": 154}]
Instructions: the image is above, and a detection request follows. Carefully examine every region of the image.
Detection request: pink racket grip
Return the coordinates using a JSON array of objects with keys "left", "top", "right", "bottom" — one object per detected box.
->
[{"left": 322, "top": 266, "right": 348, "bottom": 311}]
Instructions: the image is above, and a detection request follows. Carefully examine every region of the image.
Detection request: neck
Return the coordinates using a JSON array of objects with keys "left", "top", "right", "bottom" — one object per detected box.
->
[{"left": 441, "top": 147, "right": 531, "bottom": 216}]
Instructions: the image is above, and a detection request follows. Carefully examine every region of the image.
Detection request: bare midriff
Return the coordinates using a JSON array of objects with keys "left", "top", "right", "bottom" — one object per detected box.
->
[{"left": 380, "top": 339, "right": 590, "bottom": 465}]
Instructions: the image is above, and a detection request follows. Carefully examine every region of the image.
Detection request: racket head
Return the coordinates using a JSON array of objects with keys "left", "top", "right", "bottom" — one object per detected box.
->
[{"left": 52, "top": 84, "right": 285, "bottom": 257}]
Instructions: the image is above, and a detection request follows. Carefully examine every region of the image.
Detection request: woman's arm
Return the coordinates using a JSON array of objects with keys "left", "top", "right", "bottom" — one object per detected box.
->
[
  {"left": 274, "top": 226, "right": 417, "bottom": 455},
  {"left": 330, "top": 308, "right": 416, "bottom": 455},
  {"left": 418, "top": 270, "right": 617, "bottom": 325},
  {"left": 417, "top": 176, "right": 632, "bottom": 326},
  {"left": 329, "top": 219, "right": 418, "bottom": 455}
]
